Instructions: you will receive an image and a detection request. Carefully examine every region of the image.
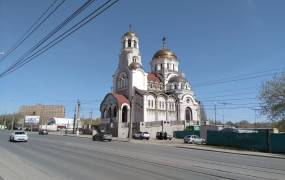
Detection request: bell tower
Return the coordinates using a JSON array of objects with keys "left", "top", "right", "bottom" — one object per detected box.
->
[
  {"left": 118, "top": 25, "right": 142, "bottom": 68},
  {"left": 113, "top": 27, "right": 147, "bottom": 97}
]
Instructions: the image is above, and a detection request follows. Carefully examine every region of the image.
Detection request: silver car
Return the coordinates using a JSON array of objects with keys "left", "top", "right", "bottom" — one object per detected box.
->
[
  {"left": 9, "top": 131, "right": 28, "bottom": 142},
  {"left": 184, "top": 135, "right": 205, "bottom": 144}
]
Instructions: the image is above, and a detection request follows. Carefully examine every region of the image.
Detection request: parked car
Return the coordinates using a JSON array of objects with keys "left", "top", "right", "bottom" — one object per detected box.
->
[
  {"left": 9, "top": 131, "right": 28, "bottom": 142},
  {"left": 92, "top": 132, "right": 112, "bottom": 142},
  {"left": 184, "top": 135, "right": 205, "bottom": 144},
  {"left": 133, "top": 132, "right": 150, "bottom": 140},
  {"left": 39, "top": 129, "right": 48, "bottom": 135},
  {"left": 156, "top": 132, "right": 172, "bottom": 140}
]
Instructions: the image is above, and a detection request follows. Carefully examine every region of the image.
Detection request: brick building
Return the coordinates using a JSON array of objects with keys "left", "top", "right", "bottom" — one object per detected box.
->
[{"left": 20, "top": 104, "right": 65, "bottom": 124}]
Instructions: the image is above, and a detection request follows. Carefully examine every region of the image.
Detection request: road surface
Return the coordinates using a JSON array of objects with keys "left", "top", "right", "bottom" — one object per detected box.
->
[{"left": 0, "top": 130, "right": 284, "bottom": 180}]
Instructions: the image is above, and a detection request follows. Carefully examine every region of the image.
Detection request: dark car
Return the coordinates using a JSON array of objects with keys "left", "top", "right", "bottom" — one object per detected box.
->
[
  {"left": 92, "top": 132, "right": 112, "bottom": 142},
  {"left": 156, "top": 132, "right": 172, "bottom": 140},
  {"left": 39, "top": 129, "right": 48, "bottom": 135}
]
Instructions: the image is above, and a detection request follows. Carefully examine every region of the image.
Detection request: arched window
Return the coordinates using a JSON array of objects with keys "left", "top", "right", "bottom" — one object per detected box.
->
[
  {"left": 185, "top": 107, "right": 192, "bottom": 122},
  {"left": 122, "top": 106, "right": 128, "bottom": 122},
  {"left": 108, "top": 107, "right": 112, "bottom": 118},
  {"left": 128, "top": 39, "right": 131, "bottom": 47},
  {"left": 104, "top": 109, "right": 108, "bottom": 118},
  {"left": 134, "top": 40, "right": 137, "bottom": 48},
  {"left": 113, "top": 106, "right": 117, "bottom": 118},
  {"left": 132, "top": 56, "right": 137, "bottom": 63}
]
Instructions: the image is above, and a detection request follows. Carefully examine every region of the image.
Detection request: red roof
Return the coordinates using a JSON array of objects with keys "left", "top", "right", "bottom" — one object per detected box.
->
[
  {"left": 112, "top": 93, "right": 129, "bottom": 107},
  {"left": 148, "top": 73, "right": 161, "bottom": 83}
]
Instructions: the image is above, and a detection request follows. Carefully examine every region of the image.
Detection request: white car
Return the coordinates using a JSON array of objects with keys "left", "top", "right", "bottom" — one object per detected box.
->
[
  {"left": 9, "top": 131, "right": 28, "bottom": 142},
  {"left": 184, "top": 135, "right": 205, "bottom": 144},
  {"left": 133, "top": 132, "right": 150, "bottom": 140}
]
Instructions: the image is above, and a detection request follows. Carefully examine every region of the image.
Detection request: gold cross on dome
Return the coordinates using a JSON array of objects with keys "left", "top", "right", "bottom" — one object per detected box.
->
[{"left": 162, "top": 36, "right": 167, "bottom": 48}]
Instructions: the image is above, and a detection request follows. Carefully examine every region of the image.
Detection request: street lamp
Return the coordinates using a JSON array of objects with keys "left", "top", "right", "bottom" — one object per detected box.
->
[{"left": 128, "top": 95, "right": 134, "bottom": 142}]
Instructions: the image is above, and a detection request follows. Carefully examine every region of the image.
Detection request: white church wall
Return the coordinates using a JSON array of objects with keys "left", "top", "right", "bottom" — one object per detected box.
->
[{"left": 132, "top": 70, "right": 147, "bottom": 91}]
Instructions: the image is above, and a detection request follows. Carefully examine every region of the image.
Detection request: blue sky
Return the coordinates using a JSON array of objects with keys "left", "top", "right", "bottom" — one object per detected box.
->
[{"left": 0, "top": 0, "right": 284, "bottom": 122}]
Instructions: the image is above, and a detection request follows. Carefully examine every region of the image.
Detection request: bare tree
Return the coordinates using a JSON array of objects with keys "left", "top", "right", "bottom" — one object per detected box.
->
[{"left": 259, "top": 73, "right": 285, "bottom": 122}]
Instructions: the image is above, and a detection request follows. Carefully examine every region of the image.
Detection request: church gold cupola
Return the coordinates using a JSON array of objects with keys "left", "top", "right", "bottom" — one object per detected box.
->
[{"left": 151, "top": 37, "right": 179, "bottom": 74}]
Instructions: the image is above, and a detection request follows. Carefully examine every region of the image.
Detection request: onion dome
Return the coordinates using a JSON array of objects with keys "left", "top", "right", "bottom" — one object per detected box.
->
[
  {"left": 129, "top": 62, "right": 142, "bottom": 70},
  {"left": 124, "top": 31, "right": 136, "bottom": 37},
  {"left": 152, "top": 48, "right": 177, "bottom": 60}
]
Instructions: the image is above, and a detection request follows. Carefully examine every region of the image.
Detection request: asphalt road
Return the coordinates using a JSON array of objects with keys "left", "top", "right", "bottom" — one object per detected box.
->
[{"left": 0, "top": 130, "right": 284, "bottom": 180}]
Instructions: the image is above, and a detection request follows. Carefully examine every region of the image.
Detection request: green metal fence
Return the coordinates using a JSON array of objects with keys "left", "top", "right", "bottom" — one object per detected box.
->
[
  {"left": 207, "top": 131, "right": 268, "bottom": 152},
  {"left": 271, "top": 133, "right": 285, "bottom": 153},
  {"left": 174, "top": 130, "right": 200, "bottom": 139}
]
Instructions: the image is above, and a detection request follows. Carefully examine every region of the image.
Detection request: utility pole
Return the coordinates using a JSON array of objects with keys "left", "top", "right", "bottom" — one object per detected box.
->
[
  {"left": 73, "top": 107, "right": 76, "bottom": 134},
  {"left": 89, "top": 109, "right": 93, "bottom": 130},
  {"left": 76, "top": 99, "right": 81, "bottom": 136},
  {"left": 251, "top": 108, "right": 259, "bottom": 129},
  {"left": 128, "top": 96, "right": 134, "bottom": 142},
  {"left": 3, "top": 114, "right": 6, "bottom": 129},
  {"left": 214, "top": 103, "right": 217, "bottom": 125},
  {"left": 11, "top": 113, "right": 15, "bottom": 131}
]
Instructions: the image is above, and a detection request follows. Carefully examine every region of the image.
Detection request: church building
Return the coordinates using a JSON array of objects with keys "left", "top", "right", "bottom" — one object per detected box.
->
[{"left": 100, "top": 31, "right": 201, "bottom": 138}]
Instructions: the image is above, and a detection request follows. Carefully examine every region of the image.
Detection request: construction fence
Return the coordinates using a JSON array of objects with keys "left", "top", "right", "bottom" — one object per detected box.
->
[{"left": 207, "top": 131, "right": 285, "bottom": 153}]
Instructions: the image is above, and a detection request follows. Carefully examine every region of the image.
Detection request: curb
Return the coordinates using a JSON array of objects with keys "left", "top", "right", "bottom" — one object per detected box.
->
[
  {"left": 174, "top": 145, "right": 285, "bottom": 159},
  {"left": 49, "top": 133, "right": 285, "bottom": 159}
]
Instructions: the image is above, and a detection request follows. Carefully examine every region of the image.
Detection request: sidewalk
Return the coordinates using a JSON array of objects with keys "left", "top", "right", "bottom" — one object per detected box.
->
[{"left": 48, "top": 132, "right": 285, "bottom": 159}]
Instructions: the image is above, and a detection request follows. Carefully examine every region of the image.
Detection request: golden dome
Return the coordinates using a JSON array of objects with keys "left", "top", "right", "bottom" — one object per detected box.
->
[
  {"left": 124, "top": 31, "right": 136, "bottom": 37},
  {"left": 152, "top": 48, "right": 177, "bottom": 60}
]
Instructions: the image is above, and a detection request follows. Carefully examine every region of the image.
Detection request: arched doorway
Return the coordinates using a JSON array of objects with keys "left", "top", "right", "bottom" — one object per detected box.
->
[
  {"left": 113, "top": 106, "right": 117, "bottom": 118},
  {"left": 185, "top": 107, "right": 192, "bottom": 122},
  {"left": 122, "top": 106, "right": 128, "bottom": 123}
]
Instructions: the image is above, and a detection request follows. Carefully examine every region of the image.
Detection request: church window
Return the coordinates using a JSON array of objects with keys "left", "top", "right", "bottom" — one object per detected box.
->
[
  {"left": 128, "top": 39, "right": 131, "bottom": 47},
  {"left": 148, "top": 100, "right": 150, "bottom": 107},
  {"left": 108, "top": 107, "right": 112, "bottom": 118},
  {"left": 132, "top": 56, "right": 137, "bottom": 62},
  {"left": 122, "top": 106, "right": 128, "bottom": 122},
  {"left": 134, "top": 40, "right": 137, "bottom": 48},
  {"left": 151, "top": 100, "right": 153, "bottom": 108},
  {"left": 113, "top": 106, "right": 117, "bottom": 117},
  {"left": 185, "top": 107, "right": 192, "bottom": 122},
  {"left": 167, "top": 63, "right": 170, "bottom": 69}
]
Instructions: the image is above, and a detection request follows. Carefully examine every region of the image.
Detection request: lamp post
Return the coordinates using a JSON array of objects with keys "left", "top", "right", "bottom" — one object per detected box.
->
[{"left": 128, "top": 95, "right": 134, "bottom": 143}]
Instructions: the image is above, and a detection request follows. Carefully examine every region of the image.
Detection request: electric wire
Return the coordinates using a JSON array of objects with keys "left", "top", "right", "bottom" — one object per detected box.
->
[
  {"left": 0, "top": 0, "right": 96, "bottom": 78},
  {"left": 0, "top": 0, "right": 119, "bottom": 78},
  {"left": 0, "top": 0, "right": 65, "bottom": 63}
]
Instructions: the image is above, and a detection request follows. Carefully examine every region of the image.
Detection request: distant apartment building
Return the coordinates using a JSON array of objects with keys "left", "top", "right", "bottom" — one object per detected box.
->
[{"left": 20, "top": 104, "right": 65, "bottom": 124}]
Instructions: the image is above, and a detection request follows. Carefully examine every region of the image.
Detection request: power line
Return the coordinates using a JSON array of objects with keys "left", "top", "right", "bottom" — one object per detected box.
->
[
  {"left": 199, "top": 90, "right": 258, "bottom": 100},
  {"left": 0, "top": 0, "right": 119, "bottom": 78},
  {"left": 202, "top": 97, "right": 257, "bottom": 102},
  {"left": 193, "top": 68, "right": 281, "bottom": 86},
  {"left": 0, "top": 0, "right": 96, "bottom": 78},
  {"left": 193, "top": 72, "right": 280, "bottom": 88},
  {"left": 0, "top": 0, "right": 65, "bottom": 63}
]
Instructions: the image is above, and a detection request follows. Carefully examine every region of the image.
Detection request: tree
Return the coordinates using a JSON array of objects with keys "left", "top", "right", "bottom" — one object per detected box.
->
[
  {"left": 259, "top": 73, "right": 285, "bottom": 121},
  {"left": 236, "top": 120, "right": 251, "bottom": 128},
  {"left": 275, "top": 119, "right": 285, "bottom": 132}
]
